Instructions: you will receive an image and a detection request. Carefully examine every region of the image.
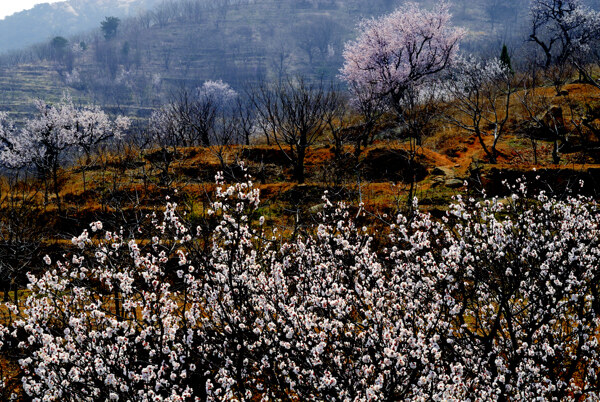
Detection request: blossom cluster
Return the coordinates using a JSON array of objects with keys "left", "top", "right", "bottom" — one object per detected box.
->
[{"left": 1, "top": 176, "right": 600, "bottom": 401}]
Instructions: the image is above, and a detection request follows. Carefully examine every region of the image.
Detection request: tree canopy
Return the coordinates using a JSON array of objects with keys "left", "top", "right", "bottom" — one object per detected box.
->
[{"left": 100, "top": 16, "right": 120, "bottom": 40}]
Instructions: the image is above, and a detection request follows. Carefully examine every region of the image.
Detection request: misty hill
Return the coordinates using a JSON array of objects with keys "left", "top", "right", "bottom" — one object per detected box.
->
[
  {"left": 3, "top": 0, "right": 598, "bottom": 121},
  {"left": 0, "top": 0, "right": 161, "bottom": 54}
]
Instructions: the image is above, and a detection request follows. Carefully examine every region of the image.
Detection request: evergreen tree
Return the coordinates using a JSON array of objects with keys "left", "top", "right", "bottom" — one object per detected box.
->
[
  {"left": 100, "top": 16, "right": 120, "bottom": 41},
  {"left": 51, "top": 36, "right": 68, "bottom": 50},
  {"left": 500, "top": 44, "right": 513, "bottom": 74}
]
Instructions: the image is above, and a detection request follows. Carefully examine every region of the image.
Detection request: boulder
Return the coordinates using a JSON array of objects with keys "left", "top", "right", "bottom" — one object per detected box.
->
[
  {"left": 445, "top": 178, "right": 464, "bottom": 189},
  {"left": 431, "top": 167, "right": 446, "bottom": 176}
]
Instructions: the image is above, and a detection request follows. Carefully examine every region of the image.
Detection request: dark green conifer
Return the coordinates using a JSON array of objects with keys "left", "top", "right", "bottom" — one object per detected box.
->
[{"left": 500, "top": 44, "right": 513, "bottom": 74}]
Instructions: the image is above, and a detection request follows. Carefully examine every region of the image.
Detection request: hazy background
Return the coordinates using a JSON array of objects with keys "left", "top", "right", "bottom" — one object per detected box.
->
[{"left": 0, "top": 0, "right": 596, "bottom": 122}]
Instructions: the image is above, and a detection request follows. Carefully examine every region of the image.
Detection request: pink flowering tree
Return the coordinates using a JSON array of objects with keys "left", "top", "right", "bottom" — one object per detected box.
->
[
  {"left": 340, "top": 2, "right": 463, "bottom": 201},
  {"left": 340, "top": 2, "right": 464, "bottom": 121}
]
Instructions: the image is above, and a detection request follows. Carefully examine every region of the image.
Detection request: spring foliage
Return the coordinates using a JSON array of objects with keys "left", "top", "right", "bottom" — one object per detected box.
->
[{"left": 1, "top": 173, "right": 600, "bottom": 400}]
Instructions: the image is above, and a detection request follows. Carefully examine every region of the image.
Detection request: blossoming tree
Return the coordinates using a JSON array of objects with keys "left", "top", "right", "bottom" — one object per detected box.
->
[
  {"left": 340, "top": 2, "right": 464, "bottom": 119},
  {"left": 0, "top": 96, "right": 129, "bottom": 209},
  {"left": 2, "top": 171, "right": 600, "bottom": 400},
  {"left": 529, "top": 0, "right": 600, "bottom": 68},
  {"left": 340, "top": 2, "right": 464, "bottom": 201}
]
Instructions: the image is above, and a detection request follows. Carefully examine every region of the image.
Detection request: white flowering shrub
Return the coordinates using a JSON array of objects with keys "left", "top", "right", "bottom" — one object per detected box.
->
[
  {"left": 1, "top": 175, "right": 600, "bottom": 401},
  {"left": 439, "top": 182, "right": 600, "bottom": 400}
]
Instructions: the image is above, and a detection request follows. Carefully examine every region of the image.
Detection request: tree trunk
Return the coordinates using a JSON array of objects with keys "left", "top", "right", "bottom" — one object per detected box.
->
[
  {"left": 43, "top": 176, "right": 49, "bottom": 210},
  {"left": 52, "top": 161, "right": 62, "bottom": 213},
  {"left": 295, "top": 155, "right": 305, "bottom": 184},
  {"left": 295, "top": 145, "right": 306, "bottom": 184},
  {"left": 295, "top": 138, "right": 307, "bottom": 184},
  {"left": 475, "top": 128, "right": 496, "bottom": 163},
  {"left": 407, "top": 136, "right": 418, "bottom": 207},
  {"left": 201, "top": 130, "right": 210, "bottom": 147},
  {"left": 114, "top": 288, "right": 122, "bottom": 322}
]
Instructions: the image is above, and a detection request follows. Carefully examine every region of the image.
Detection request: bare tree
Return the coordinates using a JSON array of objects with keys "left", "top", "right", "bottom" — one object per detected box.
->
[
  {"left": 0, "top": 174, "right": 44, "bottom": 305},
  {"left": 529, "top": 0, "right": 600, "bottom": 68},
  {"left": 152, "top": 81, "right": 238, "bottom": 148},
  {"left": 399, "top": 83, "right": 446, "bottom": 201},
  {"left": 292, "top": 15, "right": 339, "bottom": 65},
  {"left": 181, "top": 0, "right": 205, "bottom": 23},
  {"left": 345, "top": 81, "right": 387, "bottom": 162},
  {"left": 135, "top": 10, "right": 153, "bottom": 29},
  {"left": 152, "top": 1, "right": 176, "bottom": 28},
  {"left": 269, "top": 38, "right": 292, "bottom": 85},
  {"left": 252, "top": 77, "right": 337, "bottom": 183},
  {"left": 444, "top": 56, "right": 515, "bottom": 163},
  {"left": 232, "top": 96, "right": 256, "bottom": 146},
  {"left": 571, "top": 35, "right": 600, "bottom": 91},
  {"left": 323, "top": 90, "right": 349, "bottom": 163},
  {"left": 518, "top": 81, "right": 566, "bottom": 164}
]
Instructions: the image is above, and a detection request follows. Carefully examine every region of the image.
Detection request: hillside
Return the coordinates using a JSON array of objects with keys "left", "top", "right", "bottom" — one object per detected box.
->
[
  {"left": 4, "top": 0, "right": 600, "bottom": 398},
  {"left": 2, "top": 60, "right": 600, "bottom": 400},
  {"left": 0, "top": 0, "right": 536, "bottom": 121},
  {"left": 0, "top": 0, "right": 161, "bottom": 53},
  {"left": 1, "top": 81, "right": 598, "bottom": 236}
]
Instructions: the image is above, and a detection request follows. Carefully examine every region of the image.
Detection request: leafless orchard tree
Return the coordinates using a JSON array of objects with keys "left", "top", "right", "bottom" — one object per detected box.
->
[
  {"left": 152, "top": 81, "right": 238, "bottom": 148},
  {"left": 251, "top": 77, "right": 338, "bottom": 183},
  {"left": 292, "top": 15, "right": 339, "bottom": 65},
  {"left": 344, "top": 81, "right": 387, "bottom": 162},
  {"left": 0, "top": 174, "right": 45, "bottom": 305},
  {"left": 232, "top": 96, "right": 256, "bottom": 147},
  {"left": 444, "top": 56, "right": 516, "bottom": 163},
  {"left": 518, "top": 80, "right": 567, "bottom": 164}
]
